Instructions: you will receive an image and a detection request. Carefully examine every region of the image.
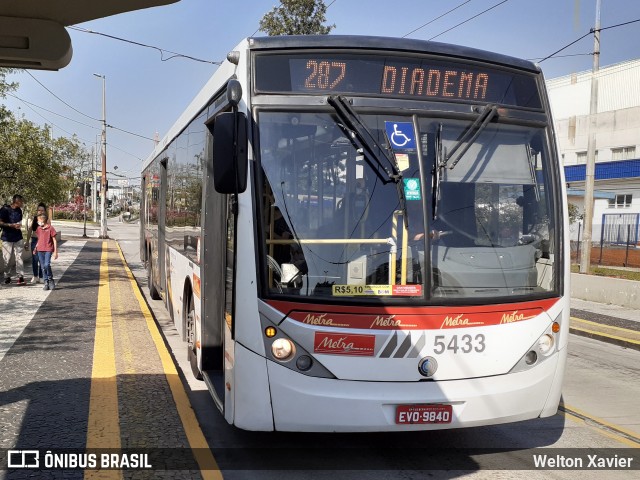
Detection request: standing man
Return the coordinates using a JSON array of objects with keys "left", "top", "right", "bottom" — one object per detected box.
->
[{"left": 0, "top": 194, "right": 26, "bottom": 285}]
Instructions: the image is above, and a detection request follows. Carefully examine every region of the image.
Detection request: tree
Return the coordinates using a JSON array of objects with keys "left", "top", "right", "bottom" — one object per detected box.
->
[
  {"left": 1, "top": 69, "right": 91, "bottom": 214},
  {"left": 568, "top": 202, "right": 583, "bottom": 225},
  {"left": 0, "top": 68, "right": 17, "bottom": 102},
  {"left": 0, "top": 115, "right": 69, "bottom": 208},
  {"left": 0, "top": 68, "right": 17, "bottom": 129},
  {"left": 259, "top": 0, "right": 335, "bottom": 36}
]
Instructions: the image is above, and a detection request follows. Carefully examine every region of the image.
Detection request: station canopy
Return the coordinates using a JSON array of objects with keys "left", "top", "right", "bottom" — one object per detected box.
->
[{"left": 0, "top": 0, "right": 179, "bottom": 70}]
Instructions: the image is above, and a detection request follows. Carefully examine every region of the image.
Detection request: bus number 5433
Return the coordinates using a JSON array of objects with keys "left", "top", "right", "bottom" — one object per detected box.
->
[{"left": 433, "top": 334, "right": 486, "bottom": 354}]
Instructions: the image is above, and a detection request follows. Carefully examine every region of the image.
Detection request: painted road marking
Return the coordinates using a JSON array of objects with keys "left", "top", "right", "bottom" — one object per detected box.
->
[
  {"left": 570, "top": 316, "right": 640, "bottom": 349},
  {"left": 85, "top": 242, "right": 122, "bottom": 480},
  {"left": 116, "top": 242, "right": 222, "bottom": 480},
  {"left": 570, "top": 325, "right": 640, "bottom": 346},
  {"left": 561, "top": 404, "right": 640, "bottom": 448},
  {"left": 570, "top": 316, "right": 640, "bottom": 335}
]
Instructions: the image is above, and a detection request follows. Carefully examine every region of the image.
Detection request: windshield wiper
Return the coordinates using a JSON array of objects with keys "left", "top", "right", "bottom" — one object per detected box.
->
[
  {"left": 433, "top": 123, "right": 443, "bottom": 220},
  {"left": 445, "top": 103, "right": 498, "bottom": 170},
  {"left": 526, "top": 144, "right": 541, "bottom": 202},
  {"left": 432, "top": 104, "right": 497, "bottom": 219},
  {"left": 327, "top": 95, "right": 408, "bottom": 227}
]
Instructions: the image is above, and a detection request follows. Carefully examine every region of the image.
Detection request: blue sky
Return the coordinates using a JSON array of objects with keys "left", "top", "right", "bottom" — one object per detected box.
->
[{"left": 3, "top": 0, "right": 640, "bottom": 181}]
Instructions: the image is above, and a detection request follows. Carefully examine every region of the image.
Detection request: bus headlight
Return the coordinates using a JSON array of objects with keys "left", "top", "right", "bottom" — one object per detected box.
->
[
  {"left": 296, "top": 355, "right": 313, "bottom": 371},
  {"left": 510, "top": 329, "right": 558, "bottom": 373},
  {"left": 538, "top": 334, "right": 554, "bottom": 355},
  {"left": 525, "top": 351, "right": 538, "bottom": 365},
  {"left": 271, "top": 338, "right": 294, "bottom": 360}
]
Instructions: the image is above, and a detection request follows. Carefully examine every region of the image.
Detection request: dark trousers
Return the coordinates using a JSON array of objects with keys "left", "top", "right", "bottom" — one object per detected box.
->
[{"left": 31, "top": 237, "right": 42, "bottom": 278}]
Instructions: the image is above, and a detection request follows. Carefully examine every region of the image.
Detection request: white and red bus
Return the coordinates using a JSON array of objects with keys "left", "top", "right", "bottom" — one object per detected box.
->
[{"left": 141, "top": 36, "right": 569, "bottom": 431}]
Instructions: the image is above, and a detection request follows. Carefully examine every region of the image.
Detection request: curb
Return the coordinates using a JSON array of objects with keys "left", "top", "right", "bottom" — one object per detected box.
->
[{"left": 569, "top": 317, "right": 640, "bottom": 350}]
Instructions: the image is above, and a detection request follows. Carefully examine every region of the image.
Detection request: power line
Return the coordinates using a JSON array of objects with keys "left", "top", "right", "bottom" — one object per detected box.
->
[
  {"left": 600, "top": 17, "right": 640, "bottom": 32},
  {"left": 69, "top": 26, "right": 222, "bottom": 65},
  {"left": 429, "top": 0, "right": 510, "bottom": 41},
  {"left": 528, "top": 52, "right": 592, "bottom": 61},
  {"left": 8, "top": 91, "right": 157, "bottom": 142},
  {"left": 23, "top": 69, "right": 101, "bottom": 122},
  {"left": 7, "top": 93, "right": 154, "bottom": 142},
  {"left": 402, "top": 0, "right": 473, "bottom": 38},
  {"left": 108, "top": 143, "right": 144, "bottom": 162},
  {"left": 547, "top": 60, "right": 640, "bottom": 87},
  {"left": 6, "top": 93, "right": 146, "bottom": 160},
  {"left": 7, "top": 93, "right": 99, "bottom": 130},
  {"left": 538, "top": 18, "right": 640, "bottom": 63},
  {"left": 8, "top": 93, "right": 89, "bottom": 139},
  {"left": 107, "top": 124, "right": 155, "bottom": 142},
  {"left": 538, "top": 31, "right": 592, "bottom": 63}
]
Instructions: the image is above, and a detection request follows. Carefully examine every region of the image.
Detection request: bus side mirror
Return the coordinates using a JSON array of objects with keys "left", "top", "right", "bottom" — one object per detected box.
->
[{"left": 208, "top": 112, "right": 248, "bottom": 194}]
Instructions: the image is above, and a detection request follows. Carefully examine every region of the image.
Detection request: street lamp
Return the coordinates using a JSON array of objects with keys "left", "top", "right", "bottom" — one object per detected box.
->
[
  {"left": 94, "top": 73, "right": 108, "bottom": 239},
  {"left": 82, "top": 170, "right": 88, "bottom": 238}
]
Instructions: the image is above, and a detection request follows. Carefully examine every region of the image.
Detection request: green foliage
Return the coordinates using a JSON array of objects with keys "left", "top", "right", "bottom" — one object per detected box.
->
[
  {"left": 0, "top": 112, "right": 92, "bottom": 211},
  {"left": 593, "top": 267, "right": 640, "bottom": 281},
  {"left": 0, "top": 68, "right": 17, "bottom": 100},
  {"left": 568, "top": 202, "right": 583, "bottom": 224},
  {"left": 0, "top": 113, "right": 67, "bottom": 209},
  {"left": 259, "top": 0, "right": 335, "bottom": 36},
  {"left": 1, "top": 70, "right": 91, "bottom": 216},
  {"left": 571, "top": 264, "right": 640, "bottom": 281},
  {"left": 0, "top": 68, "right": 18, "bottom": 127}
]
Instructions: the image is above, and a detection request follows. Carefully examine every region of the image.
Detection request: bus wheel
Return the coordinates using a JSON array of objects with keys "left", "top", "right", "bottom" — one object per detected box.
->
[
  {"left": 147, "top": 256, "right": 161, "bottom": 300},
  {"left": 186, "top": 294, "right": 203, "bottom": 380}
]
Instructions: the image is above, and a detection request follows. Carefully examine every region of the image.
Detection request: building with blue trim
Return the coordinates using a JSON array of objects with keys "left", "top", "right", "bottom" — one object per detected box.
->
[{"left": 547, "top": 59, "right": 640, "bottom": 244}]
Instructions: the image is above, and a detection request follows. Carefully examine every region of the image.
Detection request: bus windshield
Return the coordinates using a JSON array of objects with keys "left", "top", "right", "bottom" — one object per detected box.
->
[{"left": 257, "top": 110, "right": 556, "bottom": 302}]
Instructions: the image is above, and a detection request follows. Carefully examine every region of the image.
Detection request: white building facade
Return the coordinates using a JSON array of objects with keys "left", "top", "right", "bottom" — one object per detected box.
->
[{"left": 547, "top": 59, "right": 640, "bottom": 246}]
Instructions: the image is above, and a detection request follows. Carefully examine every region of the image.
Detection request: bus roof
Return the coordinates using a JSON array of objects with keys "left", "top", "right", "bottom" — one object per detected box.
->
[
  {"left": 248, "top": 35, "right": 541, "bottom": 74},
  {"left": 144, "top": 35, "right": 541, "bottom": 169}
]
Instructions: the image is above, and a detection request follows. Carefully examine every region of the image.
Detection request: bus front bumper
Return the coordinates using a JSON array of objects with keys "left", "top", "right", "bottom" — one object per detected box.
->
[{"left": 265, "top": 351, "right": 564, "bottom": 432}]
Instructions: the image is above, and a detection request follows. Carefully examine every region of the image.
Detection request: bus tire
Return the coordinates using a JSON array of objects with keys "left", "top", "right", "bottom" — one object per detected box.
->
[
  {"left": 147, "top": 256, "right": 161, "bottom": 300},
  {"left": 186, "top": 294, "right": 203, "bottom": 380}
]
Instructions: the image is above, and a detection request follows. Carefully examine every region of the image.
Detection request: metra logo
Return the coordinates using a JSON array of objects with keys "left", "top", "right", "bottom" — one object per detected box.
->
[
  {"left": 302, "top": 313, "right": 348, "bottom": 327},
  {"left": 318, "top": 336, "right": 354, "bottom": 350},
  {"left": 369, "top": 315, "right": 417, "bottom": 329},
  {"left": 500, "top": 311, "right": 530, "bottom": 324},
  {"left": 370, "top": 315, "right": 401, "bottom": 328},
  {"left": 314, "top": 333, "right": 375, "bottom": 356},
  {"left": 440, "top": 314, "right": 484, "bottom": 329}
]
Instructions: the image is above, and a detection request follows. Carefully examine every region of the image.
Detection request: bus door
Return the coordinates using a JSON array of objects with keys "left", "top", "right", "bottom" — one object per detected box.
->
[
  {"left": 157, "top": 158, "right": 168, "bottom": 296},
  {"left": 201, "top": 125, "right": 231, "bottom": 409},
  {"left": 140, "top": 174, "right": 147, "bottom": 261}
]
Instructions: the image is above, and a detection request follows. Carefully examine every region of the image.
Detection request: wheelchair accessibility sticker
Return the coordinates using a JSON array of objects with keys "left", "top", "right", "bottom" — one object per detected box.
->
[{"left": 385, "top": 121, "right": 416, "bottom": 150}]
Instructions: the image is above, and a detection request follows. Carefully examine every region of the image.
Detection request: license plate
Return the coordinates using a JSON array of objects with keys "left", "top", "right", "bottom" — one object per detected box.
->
[{"left": 396, "top": 404, "right": 453, "bottom": 424}]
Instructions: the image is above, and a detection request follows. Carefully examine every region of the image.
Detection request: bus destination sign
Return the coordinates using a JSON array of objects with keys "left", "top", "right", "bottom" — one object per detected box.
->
[{"left": 255, "top": 53, "right": 541, "bottom": 108}]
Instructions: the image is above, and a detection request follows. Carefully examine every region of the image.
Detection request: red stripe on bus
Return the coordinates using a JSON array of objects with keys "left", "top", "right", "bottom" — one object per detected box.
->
[{"left": 266, "top": 298, "right": 560, "bottom": 330}]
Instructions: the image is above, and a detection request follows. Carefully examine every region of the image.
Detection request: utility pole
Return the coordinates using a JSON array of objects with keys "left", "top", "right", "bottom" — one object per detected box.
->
[
  {"left": 94, "top": 73, "right": 108, "bottom": 239},
  {"left": 92, "top": 141, "right": 97, "bottom": 223},
  {"left": 579, "top": 0, "right": 601, "bottom": 274},
  {"left": 83, "top": 170, "right": 88, "bottom": 238}
]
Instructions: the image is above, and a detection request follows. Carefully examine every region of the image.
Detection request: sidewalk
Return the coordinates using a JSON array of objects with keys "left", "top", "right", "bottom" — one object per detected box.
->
[
  {"left": 0, "top": 239, "right": 87, "bottom": 361},
  {"left": 570, "top": 297, "right": 639, "bottom": 323},
  {"left": 51, "top": 218, "right": 101, "bottom": 238}
]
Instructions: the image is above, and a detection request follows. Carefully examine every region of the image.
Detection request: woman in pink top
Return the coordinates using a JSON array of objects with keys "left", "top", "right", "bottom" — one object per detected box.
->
[{"left": 33, "top": 213, "right": 58, "bottom": 290}]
